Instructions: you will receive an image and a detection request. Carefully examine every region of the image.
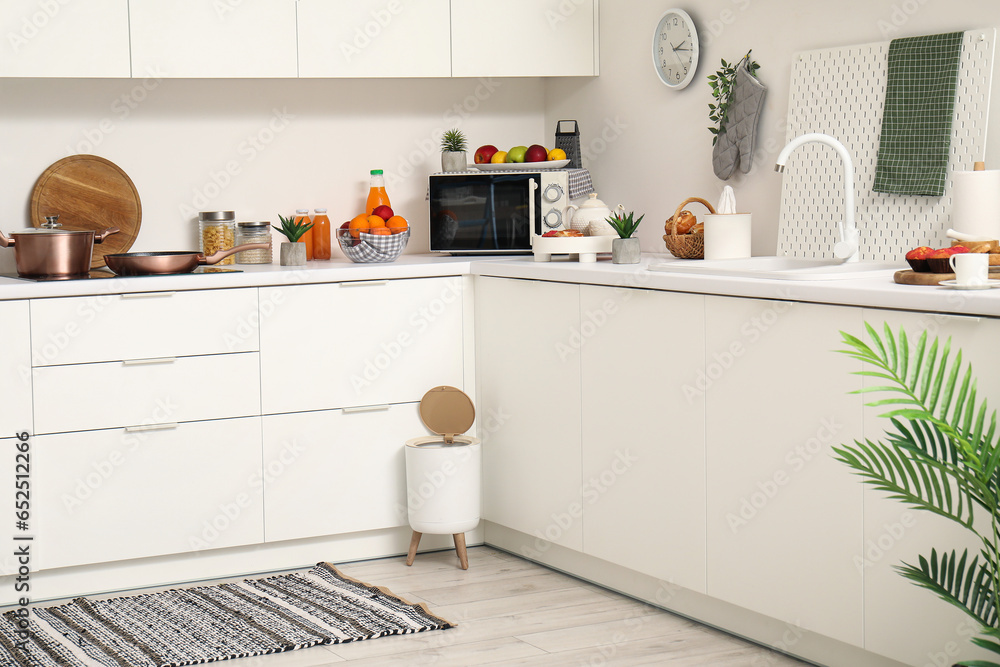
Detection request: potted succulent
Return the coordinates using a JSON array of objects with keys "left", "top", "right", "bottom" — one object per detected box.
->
[
  {"left": 835, "top": 323, "right": 1000, "bottom": 665},
  {"left": 441, "top": 128, "right": 468, "bottom": 173},
  {"left": 273, "top": 214, "right": 313, "bottom": 266},
  {"left": 606, "top": 206, "right": 644, "bottom": 264}
]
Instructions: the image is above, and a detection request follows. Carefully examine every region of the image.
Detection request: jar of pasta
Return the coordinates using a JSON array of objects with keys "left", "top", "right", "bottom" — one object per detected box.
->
[{"left": 199, "top": 211, "right": 236, "bottom": 266}]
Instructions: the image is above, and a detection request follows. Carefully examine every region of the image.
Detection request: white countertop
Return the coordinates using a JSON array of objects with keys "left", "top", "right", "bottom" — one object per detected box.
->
[{"left": 3, "top": 253, "right": 999, "bottom": 318}]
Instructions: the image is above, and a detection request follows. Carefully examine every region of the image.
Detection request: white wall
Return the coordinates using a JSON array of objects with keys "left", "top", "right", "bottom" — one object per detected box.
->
[
  {"left": 0, "top": 76, "right": 545, "bottom": 272},
  {"left": 547, "top": 0, "right": 1000, "bottom": 256}
]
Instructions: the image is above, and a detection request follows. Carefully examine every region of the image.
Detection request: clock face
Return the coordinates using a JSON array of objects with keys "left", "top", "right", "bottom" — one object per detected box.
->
[{"left": 653, "top": 9, "right": 699, "bottom": 89}]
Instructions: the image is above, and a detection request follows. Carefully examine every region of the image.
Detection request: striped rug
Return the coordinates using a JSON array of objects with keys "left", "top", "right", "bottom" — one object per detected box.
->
[{"left": 0, "top": 562, "right": 453, "bottom": 667}]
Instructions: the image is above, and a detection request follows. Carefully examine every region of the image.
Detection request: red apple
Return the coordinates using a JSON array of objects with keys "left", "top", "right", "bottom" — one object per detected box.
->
[
  {"left": 372, "top": 205, "right": 394, "bottom": 221},
  {"left": 474, "top": 145, "right": 498, "bottom": 164},
  {"left": 525, "top": 144, "right": 548, "bottom": 163}
]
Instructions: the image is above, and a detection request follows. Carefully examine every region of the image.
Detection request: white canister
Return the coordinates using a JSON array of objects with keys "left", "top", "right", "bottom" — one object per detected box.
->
[{"left": 703, "top": 213, "right": 752, "bottom": 260}]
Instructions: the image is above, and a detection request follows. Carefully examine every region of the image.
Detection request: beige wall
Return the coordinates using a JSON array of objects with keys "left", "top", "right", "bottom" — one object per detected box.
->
[
  {"left": 0, "top": 76, "right": 544, "bottom": 271},
  {"left": 547, "top": 0, "right": 1000, "bottom": 255}
]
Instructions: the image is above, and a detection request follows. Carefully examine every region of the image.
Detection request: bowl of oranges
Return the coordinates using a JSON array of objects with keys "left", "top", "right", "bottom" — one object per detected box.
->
[{"left": 338, "top": 207, "right": 409, "bottom": 263}]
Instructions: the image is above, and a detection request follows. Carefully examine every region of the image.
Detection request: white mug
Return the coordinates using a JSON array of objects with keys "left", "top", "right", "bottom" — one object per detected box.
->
[{"left": 949, "top": 252, "right": 989, "bottom": 286}]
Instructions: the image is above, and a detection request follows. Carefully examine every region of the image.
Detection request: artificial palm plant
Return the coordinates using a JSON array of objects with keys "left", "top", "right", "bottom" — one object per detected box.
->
[{"left": 835, "top": 322, "right": 1000, "bottom": 666}]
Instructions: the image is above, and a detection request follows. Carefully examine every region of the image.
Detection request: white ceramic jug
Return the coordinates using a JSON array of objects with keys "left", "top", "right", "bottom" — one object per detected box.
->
[{"left": 566, "top": 193, "right": 614, "bottom": 236}]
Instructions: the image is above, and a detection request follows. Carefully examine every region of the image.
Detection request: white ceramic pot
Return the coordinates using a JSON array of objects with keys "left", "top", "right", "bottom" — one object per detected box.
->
[{"left": 566, "top": 193, "right": 613, "bottom": 236}]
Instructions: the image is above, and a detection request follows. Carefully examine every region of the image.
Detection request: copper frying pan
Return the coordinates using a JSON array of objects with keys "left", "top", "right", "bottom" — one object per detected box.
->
[{"left": 104, "top": 242, "right": 271, "bottom": 276}]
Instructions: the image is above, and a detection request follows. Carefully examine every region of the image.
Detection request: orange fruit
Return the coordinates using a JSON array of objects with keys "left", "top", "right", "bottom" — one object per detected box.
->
[
  {"left": 369, "top": 226, "right": 391, "bottom": 235},
  {"left": 349, "top": 213, "right": 369, "bottom": 239},
  {"left": 386, "top": 215, "right": 408, "bottom": 233},
  {"left": 367, "top": 214, "right": 386, "bottom": 229}
]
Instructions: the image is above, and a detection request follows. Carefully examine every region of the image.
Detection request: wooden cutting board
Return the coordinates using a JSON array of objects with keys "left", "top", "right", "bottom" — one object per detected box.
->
[
  {"left": 894, "top": 267, "right": 1000, "bottom": 285},
  {"left": 30, "top": 155, "right": 142, "bottom": 268}
]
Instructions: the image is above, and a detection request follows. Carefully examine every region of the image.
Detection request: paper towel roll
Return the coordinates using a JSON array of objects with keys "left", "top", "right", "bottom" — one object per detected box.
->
[{"left": 951, "top": 170, "right": 1000, "bottom": 240}]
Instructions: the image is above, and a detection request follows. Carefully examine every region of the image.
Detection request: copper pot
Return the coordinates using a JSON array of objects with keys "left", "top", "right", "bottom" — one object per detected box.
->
[
  {"left": 104, "top": 242, "right": 271, "bottom": 276},
  {"left": 0, "top": 224, "right": 120, "bottom": 278}
]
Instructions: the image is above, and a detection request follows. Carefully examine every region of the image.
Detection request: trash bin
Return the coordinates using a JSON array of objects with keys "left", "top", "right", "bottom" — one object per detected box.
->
[{"left": 404, "top": 386, "right": 481, "bottom": 570}]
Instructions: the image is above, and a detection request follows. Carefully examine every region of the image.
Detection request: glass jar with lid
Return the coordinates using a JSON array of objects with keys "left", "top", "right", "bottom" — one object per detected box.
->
[
  {"left": 199, "top": 211, "right": 236, "bottom": 266},
  {"left": 235, "top": 222, "right": 273, "bottom": 264}
]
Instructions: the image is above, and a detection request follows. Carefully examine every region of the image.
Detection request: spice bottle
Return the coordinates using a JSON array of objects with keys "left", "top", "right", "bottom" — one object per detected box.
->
[
  {"left": 199, "top": 211, "right": 236, "bottom": 266},
  {"left": 312, "top": 208, "right": 331, "bottom": 260}
]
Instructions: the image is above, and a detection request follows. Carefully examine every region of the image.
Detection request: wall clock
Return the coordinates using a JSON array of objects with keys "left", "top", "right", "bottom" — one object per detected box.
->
[{"left": 652, "top": 9, "right": 699, "bottom": 89}]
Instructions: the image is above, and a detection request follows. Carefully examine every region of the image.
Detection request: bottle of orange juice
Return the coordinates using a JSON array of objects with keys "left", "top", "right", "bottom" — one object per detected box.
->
[
  {"left": 294, "top": 208, "right": 313, "bottom": 260},
  {"left": 366, "top": 169, "right": 391, "bottom": 215},
  {"left": 312, "top": 208, "right": 331, "bottom": 260}
]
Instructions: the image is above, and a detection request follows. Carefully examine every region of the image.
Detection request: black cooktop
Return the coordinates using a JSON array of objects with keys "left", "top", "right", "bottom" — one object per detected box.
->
[{"left": 1, "top": 267, "right": 243, "bottom": 282}]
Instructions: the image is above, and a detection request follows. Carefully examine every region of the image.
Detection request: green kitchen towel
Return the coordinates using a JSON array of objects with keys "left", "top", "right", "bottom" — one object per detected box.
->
[{"left": 873, "top": 31, "right": 964, "bottom": 197}]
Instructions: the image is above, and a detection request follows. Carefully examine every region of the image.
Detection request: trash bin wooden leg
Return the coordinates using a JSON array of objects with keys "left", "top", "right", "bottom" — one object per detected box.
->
[
  {"left": 453, "top": 532, "right": 469, "bottom": 570},
  {"left": 406, "top": 531, "right": 422, "bottom": 566}
]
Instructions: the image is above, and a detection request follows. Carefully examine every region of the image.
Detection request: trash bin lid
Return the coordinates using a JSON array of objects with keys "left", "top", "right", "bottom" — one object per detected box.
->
[{"left": 419, "top": 385, "right": 475, "bottom": 444}]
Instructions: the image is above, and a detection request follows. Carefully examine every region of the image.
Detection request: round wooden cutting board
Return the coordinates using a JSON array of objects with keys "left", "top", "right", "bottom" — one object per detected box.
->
[{"left": 30, "top": 155, "right": 142, "bottom": 268}]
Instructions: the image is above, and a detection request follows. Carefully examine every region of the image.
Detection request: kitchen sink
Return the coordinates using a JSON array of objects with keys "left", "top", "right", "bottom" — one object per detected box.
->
[{"left": 647, "top": 256, "right": 903, "bottom": 281}]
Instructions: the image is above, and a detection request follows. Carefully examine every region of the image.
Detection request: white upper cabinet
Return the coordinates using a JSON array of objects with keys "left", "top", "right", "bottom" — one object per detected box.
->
[
  {"left": 451, "top": 0, "right": 598, "bottom": 77},
  {"left": 298, "top": 0, "right": 451, "bottom": 78},
  {"left": 128, "top": 0, "right": 297, "bottom": 77},
  {"left": 0, "top": 0, "right": 130, "bottom": 77}
]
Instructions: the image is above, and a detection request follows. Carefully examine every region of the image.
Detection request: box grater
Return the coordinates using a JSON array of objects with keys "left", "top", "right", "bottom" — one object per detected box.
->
[{"left": 554, "top": 120, "right": 582, "bottom": 169}]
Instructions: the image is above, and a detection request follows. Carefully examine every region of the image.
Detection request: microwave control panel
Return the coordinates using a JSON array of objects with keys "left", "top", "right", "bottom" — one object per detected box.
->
[{"left": 538, "top": 173, "right": 569, "bottom": 232}]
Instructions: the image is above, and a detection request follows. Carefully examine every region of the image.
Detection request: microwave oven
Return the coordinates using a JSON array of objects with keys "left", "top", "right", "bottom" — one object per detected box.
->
[{"left": 428, "top": 170, "right": 570, "bottom": 254}]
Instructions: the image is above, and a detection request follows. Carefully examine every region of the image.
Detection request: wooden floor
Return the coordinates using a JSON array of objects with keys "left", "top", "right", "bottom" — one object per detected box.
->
[{"left": 215, "top": 546, "right": 813, "bottom": 667}]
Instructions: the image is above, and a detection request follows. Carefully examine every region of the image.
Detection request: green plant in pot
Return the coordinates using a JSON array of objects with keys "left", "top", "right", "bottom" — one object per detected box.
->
[
  {"left": 441, "top": 128, "right": 468, "bottom": 173},
  {"left": 273, "top": 214, "right": 313, "bottom": 266},
  {"left": 835, "top": 322, "right": 1000, "bottom": 665},
  {"left": 605, "top": 206, "right": 644, "bottom": 264}
]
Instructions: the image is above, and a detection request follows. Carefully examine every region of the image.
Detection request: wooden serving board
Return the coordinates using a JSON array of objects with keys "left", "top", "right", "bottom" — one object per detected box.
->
[
  {"left": 894, "top": 267, "right": 1000, "bottom": 285},
  {"left": 30, "top": 155, "right": 142, "bottom": 269}
]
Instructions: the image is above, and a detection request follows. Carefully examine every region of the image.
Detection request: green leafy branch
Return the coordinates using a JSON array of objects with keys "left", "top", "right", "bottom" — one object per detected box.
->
[{"left": 708, "top": 51, "right": 761, "bottom": 145}]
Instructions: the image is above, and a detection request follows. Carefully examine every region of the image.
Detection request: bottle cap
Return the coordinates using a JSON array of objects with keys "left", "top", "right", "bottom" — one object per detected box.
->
[
  {"left": 295, "top": 209, "right": 309, "bottom": 214},
  {"left": 315, "top": 208, "right": 327, "bottom": 213},
  {"left": 371, "top": 169, "right": 383, "bottom": 175}
]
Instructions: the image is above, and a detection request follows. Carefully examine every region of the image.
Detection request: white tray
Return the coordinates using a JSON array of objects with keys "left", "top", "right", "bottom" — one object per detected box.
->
[{"left": 531, "top": 235, "right": 614, "bottom": 263}]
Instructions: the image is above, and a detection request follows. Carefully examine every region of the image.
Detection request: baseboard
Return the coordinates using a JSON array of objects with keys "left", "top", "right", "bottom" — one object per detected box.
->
[
  {"left": 482, "top": 522, "right": 908, "bottom": 667},
  {"left": 0, "top": 525, "right": 485, "bottom": 606}
]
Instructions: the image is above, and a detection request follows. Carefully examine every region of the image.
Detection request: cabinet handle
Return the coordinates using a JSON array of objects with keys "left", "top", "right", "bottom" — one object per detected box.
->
[
  {"left": 341, "top": 405, "right": 391, "bottom": 414},
  {"left": 122, "top": 357, "right": 177, "bottom": 367},
  {"left": 340, "top": 281, "right": 388, "bottom": 288},
  {"left": 120, "top": 292, "right": 176, "bottom": 299},
  {"left": 124, "top": 423, "right": 178, "bottom": 433}
]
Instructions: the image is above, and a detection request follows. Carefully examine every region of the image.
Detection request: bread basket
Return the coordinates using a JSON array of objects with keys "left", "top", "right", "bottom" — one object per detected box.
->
[{"left": 663, "top": 197, "right": 715, "bottom": 259}]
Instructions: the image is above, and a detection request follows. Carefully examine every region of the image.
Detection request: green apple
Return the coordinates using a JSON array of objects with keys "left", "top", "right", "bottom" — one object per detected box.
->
[{"left": 506, "top": 146, "right": 528, "bottom": 163}]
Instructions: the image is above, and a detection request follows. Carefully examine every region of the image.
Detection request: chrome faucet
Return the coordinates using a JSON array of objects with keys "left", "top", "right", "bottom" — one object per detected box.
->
[{"left": 775, "top": 133, "right": 860, "bottom": 263}]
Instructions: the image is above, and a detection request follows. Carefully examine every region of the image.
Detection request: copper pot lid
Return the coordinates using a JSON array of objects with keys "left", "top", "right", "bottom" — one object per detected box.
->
[{"left": 418, "top": 386, "right": 475, "bottom": 444}]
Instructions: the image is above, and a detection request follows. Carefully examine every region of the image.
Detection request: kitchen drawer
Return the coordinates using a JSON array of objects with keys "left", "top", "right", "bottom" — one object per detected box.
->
[
  {"left": 262, "top": 403, "right": 425, "bottom": 543},
  {"left": 30, "top": 288, "right": 258, "bottom": 366},
  {"left": 260, "top": 277, "right": 464, "bottom": 413},
  {"left": 0, "top": 300, "right": 32, "bottom": 436},
  {"left": 32, "top": 352, "right": 261, "bottom": 435},
  {"left": 34, "top": 417, "right": 264, "bottom": 571}
]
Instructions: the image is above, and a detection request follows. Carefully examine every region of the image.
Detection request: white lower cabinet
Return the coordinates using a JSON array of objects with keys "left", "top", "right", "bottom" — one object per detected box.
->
[
  {"left": 260, "top": 277, "right": 465, "bottom": 414},
  {"left": 477, "top": 277, "right": 583, "bottom": 552},
  {"left": 0, "top": 300, "right": 31, "bottom": 437},
  {"left": 261, "top": 403, "right": 428, "bottom": 543},
  {"left": 34, "top": 418, "right": 263, "bottom": 571},
  {"left": 704, "top": 297, "right": 865, "bottom": 647},
  {"left": 580, "top": 285, "right": 707, "bottom": 593},
  {"left": 858, "top": 309, "right": 1000, "bottom": 666}
]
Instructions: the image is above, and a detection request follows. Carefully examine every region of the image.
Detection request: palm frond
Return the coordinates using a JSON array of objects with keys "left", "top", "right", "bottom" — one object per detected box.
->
[{"left": 896, "top": 549, "right": 997, "bottom": 628}]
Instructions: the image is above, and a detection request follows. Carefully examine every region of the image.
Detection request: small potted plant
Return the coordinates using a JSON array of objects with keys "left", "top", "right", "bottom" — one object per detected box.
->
[
  {"left": 606, "top": 206, "right": 644, "bottom": 264},
  {"left": 273, "top": 214, "right": 313, "bottom": 266},
  {"left": 441, "top": 128, "right": 468, "bottom": 173}
]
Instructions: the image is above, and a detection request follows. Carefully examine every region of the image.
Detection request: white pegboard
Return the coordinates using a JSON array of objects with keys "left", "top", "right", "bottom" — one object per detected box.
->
[{"left": 777, "top": 29, "right": 996, "bottom": 261}]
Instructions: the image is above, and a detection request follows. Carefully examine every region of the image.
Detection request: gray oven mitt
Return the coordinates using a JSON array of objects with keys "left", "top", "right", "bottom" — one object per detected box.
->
[{"left": 713, "top": 64, "right": 767, "bottom": 180}]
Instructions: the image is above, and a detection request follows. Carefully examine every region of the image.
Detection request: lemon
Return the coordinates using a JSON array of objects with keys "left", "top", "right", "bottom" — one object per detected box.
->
[
  {"left": 491, "top": 151, "right": 508, "bottom": 164},
  {"left": 547, "top": 148, "right": 567, "bottom": 161}
]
